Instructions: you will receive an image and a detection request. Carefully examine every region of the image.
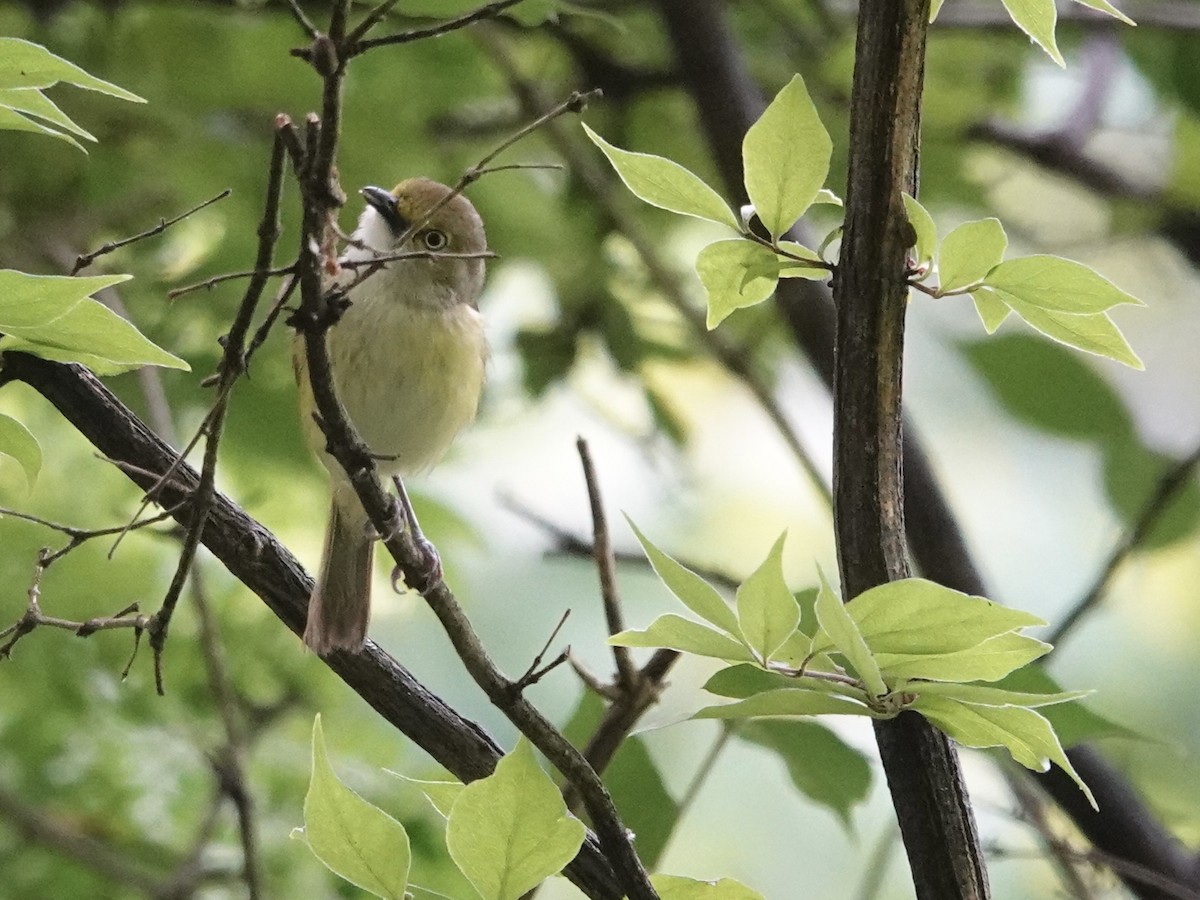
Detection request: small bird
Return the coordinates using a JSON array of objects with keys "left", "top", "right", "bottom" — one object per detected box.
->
[{"left": 295, "top": 178, "right": 488, "bottom": 655}]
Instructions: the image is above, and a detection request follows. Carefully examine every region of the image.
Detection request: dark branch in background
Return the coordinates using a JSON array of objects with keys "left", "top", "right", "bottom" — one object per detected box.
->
[
  {"left": 4, "top": 350, "right": 627, "bottom": 900},
  {"left": 283, "top": 4, "right": 655, "bottom": 898},
  {"left": 646, "top": 2, "right": 1200, "bottom": 897},
  {"left": 345, "top": 0, "right": 523, "bottom": 55},
  {"left": 1049, "top": 441, "right": 1200, "bottom": 647},
  {"left": 71, "top": 189, "right": 232, "bottom": 275},
  {"left": 933, "top": 0, "right": 1200, "bottom": 31}
]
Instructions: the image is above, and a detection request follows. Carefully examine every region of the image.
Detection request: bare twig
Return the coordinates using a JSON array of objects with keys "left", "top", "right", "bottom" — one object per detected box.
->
[
  {"left": 71, "top": 189, "right": 231, "bottom": 275},
  {"left": 513, "top": 609, "right": 573, "bottom": 691},
  {"left": 145, "top": 126, "right": 289, "bottom": 695},
  {"left": 1049, "top": 442, "right": 1200, "bottom": 647},
  {"left": 0, "top": 504, "right": 179, "bottom": 567},
  {"left": 1006, "top": 771, "right": 1099, "bottom": 900},
  {"left": 347, "top": 0, "right": 526, "bottom": 56},
  {"left": 280, "top": 0, "right": 320, "bottom": 38},
  {"left": 576, "top": 437, "right": 636, "bottom": 688},
  {"left": 167, "top": 263, "right": 297, "bottom": 301}
]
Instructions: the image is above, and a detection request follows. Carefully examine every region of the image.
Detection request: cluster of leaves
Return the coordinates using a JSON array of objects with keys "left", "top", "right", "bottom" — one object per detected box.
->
[
  {"left": 610, "top": 522, "right": 1097, "bottom": 809},
  {"left": 0, "top": 40, "right": 188, "bottom": 491},
  {"left": 584, "top": 72, "right": 1144, "bottom": 374},
  {"left": 942, "top": 0, "right": 1135, "bottom": 68},
  {"left": 903, "top": 196, "right": 1143, "bottom": 368},
  {"left": 298, "top": 717, "right": 765, "bottom": 900}
]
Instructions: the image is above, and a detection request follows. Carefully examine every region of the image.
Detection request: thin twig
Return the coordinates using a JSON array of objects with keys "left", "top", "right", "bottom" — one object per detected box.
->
[
  {"left": 348, "top": 0, "right": 526, "bottom": 56},
  {"left": 1049, "top": 441, "right": 1200, "bottom": 647},
  {"left": 1005, "top": 770, "right": 1098, "bottom": 900},
  {"left": 576, "top": 437, "right": 636, "bottom": 688},
  {"left": 71, "top": 189, "right": 231, "bottom": 275},
  {"left": 514, "top": 609, "right": 573, "bottom": 691},
  {"left": 168, "top": 263, "right": 297, "bottom": 300},
  {"left": 280, "top": 0, "right": 320, "bottom": 38}
]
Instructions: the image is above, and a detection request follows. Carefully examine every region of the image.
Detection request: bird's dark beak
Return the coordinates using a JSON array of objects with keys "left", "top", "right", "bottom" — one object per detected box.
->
[{"left": 360, "top": 185, "right": 406, "bottom": 232}]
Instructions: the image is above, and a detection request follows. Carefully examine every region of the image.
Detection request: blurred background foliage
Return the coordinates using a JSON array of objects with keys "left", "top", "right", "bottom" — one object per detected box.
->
[{"left": 0, "top": 1, "right": 1198, "bottom": 898}]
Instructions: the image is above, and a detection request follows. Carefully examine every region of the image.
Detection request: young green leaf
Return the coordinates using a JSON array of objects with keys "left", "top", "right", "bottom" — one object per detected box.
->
[
  {"left": 735, "top": 532, "right": 799, "bottom": 662},
  {"left": 0, "top": 271, "right": 131, "bottom": 330},
  {"left": 775, "top": 241, "right": 829, "bottom": 281},
  {"left": 812, "top": 188, "right": 843, "bottom": 207},
  {"left": 813, "top": 571, "right": 887, "bottom": 697},
  {"left": 694, "top": 687, "right": 877, "bottom": 720},
  {"left": 812, "top": 578, "right": 1045, "bottom": 657},
  {"left": 984, "top": 256, "right": 1143, "bottom": 314},
  {"left": 299, "top": 716, "right": 411, "bottom": 900},
  {"left": 929, "top": 0, "right": 947, "bottom": 22},
  {"left": 446, "top": 739, "right": 585, "bottom": 900},
  {"left": 1072, "top": 0, "right": 1135, "bottom": 26},
  {"left": 652, "top": 874, "right": 765, "bottom": 900},
  {"left": 1001, "top": 298, "right": 1143, "bottom": 369},
  {"left": 0, "top": 297, "right": 190, "bottom": 374},
  {"left": 742, "top": 74, "right": 833, "bottom": 239},
  {"left": 903, "top": 680, "right": 1091, "bottom": 708},
  {"left": 386, "top": 773, "right": 464, "bottom": 818},
  {"left": 901, "top": 192, "right": 938, "bottom": 271},
  {"left": 703, "top": 663, "right": 799, "bottom": 699},
  {"left": 0, "top": 87, "right": 95, "bottom": 140},
  {"left": 876, "top": 632, "right": 1050, "bottom": 683},
  {"left": 993, "top": 667, "right": 1141, "bottom": 747},
  {"left": 626, "top": 516, "right": 739, "bottom": 635},
  {"left": 610, "top": 614, "right": 755, "bottom": 662},
  {"left": 0, "top": 38, "right": 145, "bottom": 99},
  {"left": 0, "top": 414, "right": 42, "bottom": 489},
  {"left": 1000, "top": 0, "right": 1065, "bottom": 67},
  {"left": 582, "top": 124, "right": 739, "bottom": 230},
  {"left": 971, "top": 287, "right": 1012, "bottom": 333},
  {"left": 0, "top": 103, "right": 86, "bottom": 150},
  {"left": 937, "top": 218, "right": 1007, "bottom": 292},
  {"left": 697, "top": 239, "right": 781, "bottom": 328},
  {"left": 913, "top": 695, "right": 1096, "bottom": 808},
  {"left": 738, "top": 719, "right": 871, "bottom": 828}
]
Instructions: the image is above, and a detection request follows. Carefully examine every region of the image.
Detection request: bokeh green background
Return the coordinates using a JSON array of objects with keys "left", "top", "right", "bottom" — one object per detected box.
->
[{"left": 1, "top": 1, "right": 1199, "bottom": 897}]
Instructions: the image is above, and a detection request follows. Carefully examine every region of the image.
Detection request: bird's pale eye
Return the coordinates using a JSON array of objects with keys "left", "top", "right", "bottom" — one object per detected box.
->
[{"left": 421, "top": 229, "right": 448, "bottom": 251}]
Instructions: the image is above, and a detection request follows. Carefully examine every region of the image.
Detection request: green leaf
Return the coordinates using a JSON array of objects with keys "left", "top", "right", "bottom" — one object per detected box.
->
[
  {"left": 913, "top": 695, "right": 1096, "bottom": 808},
  {"left": 961, "top": 334, "right": 1135, "bottom": 443},
  {"left": 971, "top": 287, "right": 1011, "bottom": 333},
  {"left": 984, "top": 256, "right": 1143, "bottom": 314},
  {"left": 697, "top": 239, "right": 781, "bottom": 328},
  {"left": 735, "top": 532, "right": 799, "bottom": 661},
  {"left": 775, "top": 241, "right": 828, "bottom": 281},
  {"left": 694, "top": 688, "right": 877, "bottom": 720},
  {"left": 812, "top": 188, "right": 843, "bottom": 207},
  {"left": 1072, "top": 0, "right": 1135, "bottom": 26},
  {"left": 0, "top": 102, "right": 85, "bottom": 150},
  {"left": 901, "top": 192, "right": 937, "bottom": 271},
  {"left": 1000, "top": 297, "right": 1143, "bottom": 369},
  {"left": 0, "top": 414, "right": 41, "bottom": 489},
  {"left": 993, "top": 667, "right": 1141, "bottom": 747},
  {"left": 0, "top": 38, "right": 145, "bottom": 100},
  {"left": 506, "top": 0, "right": 558, "bottom": 25},
  {"left": 610, "top": 614, "right": 754, "bottom": 661},
  {"left": 742, "top": 74, "right": 833, "bottom": 239},
  {"left": 626, "top": 517, "right": 739, "bottom": 635},
  {"left": 876, "top": 632, "right": 1050, "bottom": 683},
  {"left": 299, "top": 716, "right": 411, "bottom": 900},
  {"left": 0, "top": 87, "right": 94, "bottom": 139},
  {"left": 652, "top": 873, "right": 765, "bottom": 900},
  {"left": 387, "top": 773, "right": 464, "bottom": 819},
  {"left": 582, "top": 124, "right": 739, "bottom": 229},
  {"left": 938, "top": 218, "right": 1007, "bottom": 292},
  {"left": 703, "top": 664, "right": 799, "bottom": 699},
  {"left": 999, "top": 0, "right": 1065, "bottom": 67},
  {"left": 446, "top": 739, "right": 585, "bottom": 900},
  {"left": 814, "top": 571, "right": 886, "bottom": 697},
  {"left": 738, "top": 720, "right": 871, "bottom": 828},
  {"left": 930, "top": 0, "right": 947, "bottom": 22},
  {"left": 0, "top": 297, "right": 190, "bottom": 374},
  {"left": 813, "top": 578, "right": 1045, "bottom": 657},
  {"left": 1103, "top": 438, "right": 1200, "bottom": 549},
  {"left": 0, "top": 271, "right": 131, "bottom": 330},
  {"left": 903, "top": 680, "right": 1091, "bottom": 708}
]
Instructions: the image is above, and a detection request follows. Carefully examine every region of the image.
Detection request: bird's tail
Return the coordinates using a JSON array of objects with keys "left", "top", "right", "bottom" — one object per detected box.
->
[{"left": 304, "top": 495, "right": 373, "bottom": 654}]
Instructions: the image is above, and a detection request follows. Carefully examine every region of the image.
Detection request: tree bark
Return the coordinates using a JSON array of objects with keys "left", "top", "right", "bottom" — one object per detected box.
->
[{"left": 832, "top": 2, "right": 990, "bottom": 897}]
